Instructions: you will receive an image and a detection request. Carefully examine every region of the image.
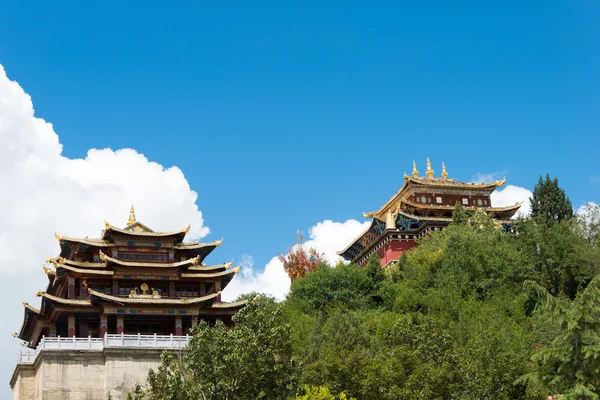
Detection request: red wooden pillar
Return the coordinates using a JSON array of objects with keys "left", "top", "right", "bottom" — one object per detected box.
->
[
  {"left": 68, "top": 315, "right": 76, "bottom": 337},
  {"left": 100, "top": 315, "right": 108, "bottom": 337},
  {"left": 117, "top": 315, "right": 124, "bottom": 334},
  {"left": 67, "top": 277, "right": 75, "bottom": 299},
  {"left": 175, "top": 316, "right": 183, "bottom": 336}
]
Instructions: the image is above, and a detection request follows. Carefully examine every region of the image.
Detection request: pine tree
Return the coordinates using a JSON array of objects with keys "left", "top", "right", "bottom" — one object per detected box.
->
[
  {"left": 452, "top": 201, "right": 468, "bottom": 225},
  {"left": 530, "top": 174, "right": 573, "bottom": 223}
]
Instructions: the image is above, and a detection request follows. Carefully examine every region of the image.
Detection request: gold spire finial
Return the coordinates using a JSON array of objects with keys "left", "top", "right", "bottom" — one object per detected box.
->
[
  {"left": 412, "top": 160, "right": 419, "bottom": 177},
  {"left": 442, "top": 162, "right": 448, "bottom": 179},
  {"left": 127, "top": 205, "right": 136, "bottom": 226},
  {"left": 426, "top": 158, "right": 434, "bottom": 178}
]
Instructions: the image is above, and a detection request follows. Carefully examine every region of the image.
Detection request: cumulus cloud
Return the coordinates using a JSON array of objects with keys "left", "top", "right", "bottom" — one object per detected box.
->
[
  {"left": 491, "top": 185, "right": 533, "bottom": 218},
  {"left": 0, "top": 64, "right": 209, "bottom": 391},
  {"left": 222, "top": 219, "right": 369, "bottom": 301}
]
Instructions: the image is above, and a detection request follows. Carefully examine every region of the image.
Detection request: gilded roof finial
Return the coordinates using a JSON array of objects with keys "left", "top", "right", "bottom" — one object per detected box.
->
[
  {"left": 426, "top": 158, "right": 434, "bottom": 178},
  {"left": 442, "top": 162, "right": 448, "bottom": 179},
  {"left": 412, "top": 160, "right": 419, "bottom": 177},
  {"left": 127, "top": 205, "right": 136, "bottom": 226}
]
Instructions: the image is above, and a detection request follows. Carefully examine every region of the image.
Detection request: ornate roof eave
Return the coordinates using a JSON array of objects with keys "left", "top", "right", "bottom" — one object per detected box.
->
[
  {"left": 210, "top": 299, "right": 248, "bottom": 309},
  {"left": 15, "top": 302, "right": 42, "bottom": 341},
  {"left": 400, "top": 198, "right": 523, "bottom": 213},
  {"left": 54, "top": 263, "right": 115, "bottom": 276},
  {"left": 174, "top": 239, "right": 223, "bottom": 250},
  {"left": 336, "top": 219, "right": 378, "bottom": 255},
  {"left": 102, "top": 222, "right": 190, "bottom": 240},
  {"left": 187, "top": 261, "right": 234, "bottom": 271},
  {"left": 180, "top": 266, "right": 241, "bottom": 279},
  {"left": 35, "top": 291, "right": 92, "bottom": 307},
  {"left": 54, "top": 234, "right": 111, "bottom": 248},
  {"left": 22, "top": 302, "right": 40, "bottom": 315},
  {"left": 88, "top": 289, "right": 220, "bottom": 305},
  {"left": 404, "top": 175, "right": 506, "bottom": 189},
  {"left": 363, "top": 176, "right": 507, "bottom": 220},
  {"left": 99, "top": 251, "right": 201, "bottom": 268},
  {"left": 47, "top": 257, "right": 107, "bottom": 269}
]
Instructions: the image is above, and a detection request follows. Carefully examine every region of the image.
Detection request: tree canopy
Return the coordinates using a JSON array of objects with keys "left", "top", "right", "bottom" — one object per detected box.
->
[
  {"left": 134, "top": 179, "right": 600, "bottom": 399},
  {"left": 530, "top": 173, "right": 573, "bottom": 223}
]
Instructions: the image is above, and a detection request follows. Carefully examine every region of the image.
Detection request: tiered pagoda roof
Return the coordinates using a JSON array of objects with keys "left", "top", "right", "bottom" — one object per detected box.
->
[
  {"left": 339, "top": 160, "right": 522, "bottom": 264},
  {"left": 17, "top": 206, "right": 245, "bottom": 347}
]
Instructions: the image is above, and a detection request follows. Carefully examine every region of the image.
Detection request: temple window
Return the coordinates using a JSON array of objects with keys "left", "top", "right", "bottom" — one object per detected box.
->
[
  {"left": 477, "top": 199, "right": 483, "bottom": 206},
  {"left": 462, "top": 198, "right": 469, "bottom": 205},
  {"left": 88, "top": 280, "right": 112, "bottom": 294},
  {"left": 421, "top": 196, "right": 427, "bottom": 203},
  {"left": 176, "top": 286, "right": 199, "bottom": 298},
  {"left": 436, "top": 197, "right": 442, "bottom": 204}
]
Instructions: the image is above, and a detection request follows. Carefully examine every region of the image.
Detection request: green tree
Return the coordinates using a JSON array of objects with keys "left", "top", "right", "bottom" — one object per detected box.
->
[
  {"left": 452, "top": 201, "right": 468, "bottom": 225},
  {"left": 131, "top": 296, "right": 300, "bottom": 399},
  {"left": 530, "top": 174, "right": 573, "bottom": 223},
  {"left": 522, "top": 276, "right": 600, "bottom": 399}
]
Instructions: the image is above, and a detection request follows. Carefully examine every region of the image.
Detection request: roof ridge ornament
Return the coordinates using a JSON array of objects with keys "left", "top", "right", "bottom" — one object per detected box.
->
[
  {"left": 127, "top": 205, "right": 136, "bottom": 226},
  {"left": 426, "top": 158, "right": 434, "bottom": 179},
  {"left": 412, "top": 160, "right": 419, "bottom": 177},
  {"left": 442, "top": 162, "right": 448, "bottom": 179}
]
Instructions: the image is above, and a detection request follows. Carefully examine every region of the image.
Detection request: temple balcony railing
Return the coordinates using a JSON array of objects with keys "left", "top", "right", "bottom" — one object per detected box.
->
[{"left": 14, "top": 333, "right": 191, "bottom": 367}]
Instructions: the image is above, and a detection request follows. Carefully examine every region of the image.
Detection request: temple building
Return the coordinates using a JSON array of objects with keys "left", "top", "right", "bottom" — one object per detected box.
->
[
  {"left": 16, "top": 206, "right": 245, "bottom": 347},
  {"left": 338, "top": 160, "right": 522, "bottom": 267},
  {"left": 11, "top": 207, "right": 247, "bottom": 399}
]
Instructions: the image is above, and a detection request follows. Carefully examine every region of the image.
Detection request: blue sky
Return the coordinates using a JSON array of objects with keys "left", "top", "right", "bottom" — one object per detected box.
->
[
  {"left": 0, "top": 3, "right": 599, "bottom": 383},
  {"left": 1, "top": 0, "right": 599, "bottom": 391},
  {"left": 2, "top": 1, "right": 599, "bottom": 273}
]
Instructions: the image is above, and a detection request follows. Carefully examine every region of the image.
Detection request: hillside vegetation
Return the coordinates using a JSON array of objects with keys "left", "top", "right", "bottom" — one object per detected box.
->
[{"left": 131, "top": 176, "right": 600, "bottom": 400}]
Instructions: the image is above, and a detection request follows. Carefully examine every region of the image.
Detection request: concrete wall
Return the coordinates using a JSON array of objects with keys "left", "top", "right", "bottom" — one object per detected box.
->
[{"left": 11, "top": 348, "right": 167, "bottom": 400}]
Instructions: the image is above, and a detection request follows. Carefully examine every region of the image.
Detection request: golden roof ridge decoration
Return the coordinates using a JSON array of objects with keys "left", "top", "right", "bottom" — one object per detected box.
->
[
  {"left": 442, "top": 162, "right": 448, "bottom": 179},
  {"left": 412, "top": 160, "right": 419, "bottom": 177},
  {"left": 42, "top": 265, "right": 55, "bottom": 276},
  {"left": 426, "top": 158, "right": 434, "bottom": 179},
  {"left": 127, "top": 205, "right": 136, "bottom": 226}
]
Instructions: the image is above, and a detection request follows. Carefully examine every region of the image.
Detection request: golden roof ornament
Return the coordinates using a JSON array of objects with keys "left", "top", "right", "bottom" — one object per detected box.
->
[
  {"left": 412, "top": 160, "right": 419, "bottom": 177},
  {"left": 127, "top": 205, "right": 136, "bottom": 226},
  {"left": 183, "top": 224, "right": 191, "bottom": 233},
  {"left": 426, "top": 158, "right": 434, "bottom": 179},
  {"left": 54, "top": 233, "right": 62, "bottom": 241},
  {"left": 104, "top": 221, "right": 111, "bottom": 230},
  {"left": 442, "top": 162, "right": 448, "bottom": 179}
]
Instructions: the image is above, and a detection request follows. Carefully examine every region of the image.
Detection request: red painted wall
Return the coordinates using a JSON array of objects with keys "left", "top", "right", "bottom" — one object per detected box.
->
[{"left": 374, "top": 239, "right": 418, "bottom": 266}]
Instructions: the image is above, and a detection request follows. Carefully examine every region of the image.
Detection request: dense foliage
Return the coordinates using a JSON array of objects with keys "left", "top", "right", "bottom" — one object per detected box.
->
[{"left": 134, "top": 192, "right": 600, "bottom": 399}]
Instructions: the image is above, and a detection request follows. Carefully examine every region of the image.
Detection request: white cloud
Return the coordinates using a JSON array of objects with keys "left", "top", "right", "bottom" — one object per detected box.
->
[
  {"left": 491, "top": 185, "right": 533, "bottom": 218},
  {"left": 222, "top": 219, "right": 369, "bottom": 301},
  {"left": 0, "top": 65, "right": 209, "bottom": 393}
]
